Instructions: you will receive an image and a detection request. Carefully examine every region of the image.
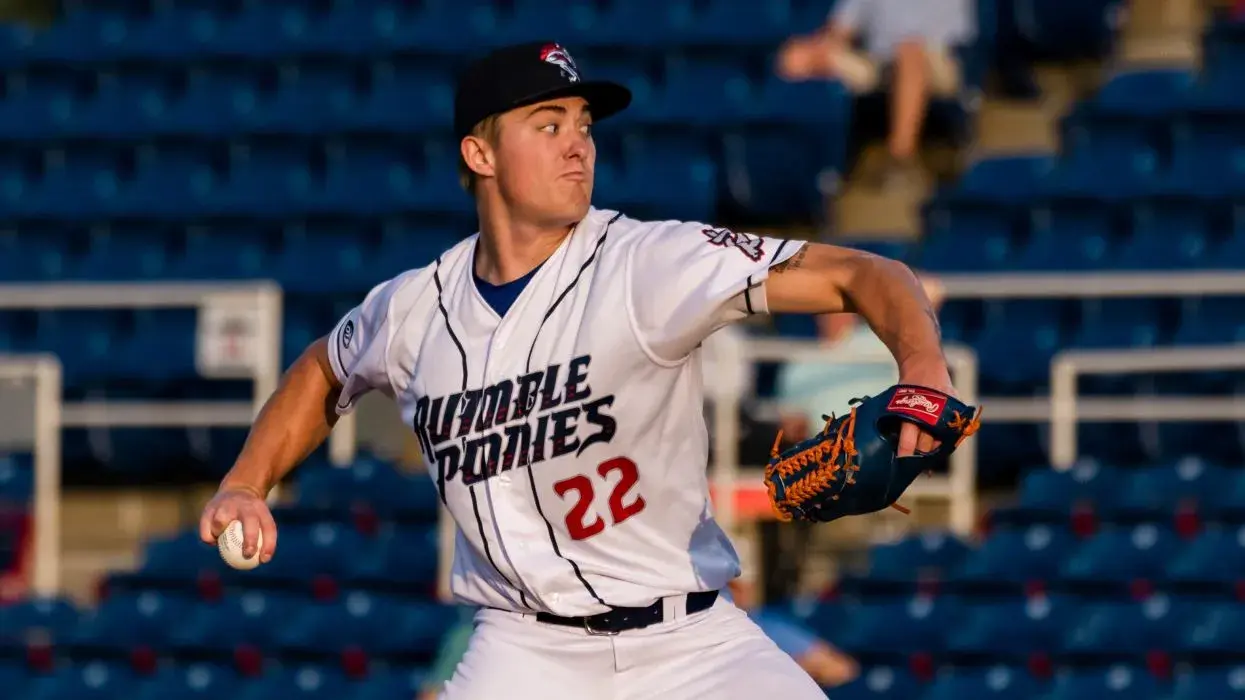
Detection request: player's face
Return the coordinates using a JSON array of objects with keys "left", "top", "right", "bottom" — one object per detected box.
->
[{"left": 494, "top": 96, "right": 595, "bottom": 226}]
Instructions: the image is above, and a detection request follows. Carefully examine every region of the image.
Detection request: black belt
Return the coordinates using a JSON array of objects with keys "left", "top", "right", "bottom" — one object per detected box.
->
[{"left": 535, "top": 590, "right": 719, "bottom": 635}]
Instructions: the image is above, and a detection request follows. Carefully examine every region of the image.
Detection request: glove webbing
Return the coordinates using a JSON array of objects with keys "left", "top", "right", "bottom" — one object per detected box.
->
[{"left": 765, "top": 406, "right": 862, "bottom": 522}]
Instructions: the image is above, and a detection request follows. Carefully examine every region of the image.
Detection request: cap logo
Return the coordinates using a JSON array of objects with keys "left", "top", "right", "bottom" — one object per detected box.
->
[{"left": 540, "top": 43, "right": 581, "bottom": 83}]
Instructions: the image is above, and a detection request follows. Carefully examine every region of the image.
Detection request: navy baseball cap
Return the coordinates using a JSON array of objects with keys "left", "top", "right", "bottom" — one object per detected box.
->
[{"left": 453, "top": 41, "right": 632, "bottom": 140}]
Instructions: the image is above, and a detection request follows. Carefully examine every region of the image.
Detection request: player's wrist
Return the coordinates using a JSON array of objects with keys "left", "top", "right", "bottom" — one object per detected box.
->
[{"left": 217, "top": 477, "right": 268, "bottom": 500}]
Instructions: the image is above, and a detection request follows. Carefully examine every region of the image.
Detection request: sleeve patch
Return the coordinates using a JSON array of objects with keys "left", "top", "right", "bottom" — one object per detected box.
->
[{"left": 701, "top": 227, "right": 764, "bottom": 262}]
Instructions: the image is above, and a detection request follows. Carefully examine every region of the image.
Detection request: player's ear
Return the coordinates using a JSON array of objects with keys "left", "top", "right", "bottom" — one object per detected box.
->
[{"left": 461, "top": 133, "right": 496, "bottom": 181}]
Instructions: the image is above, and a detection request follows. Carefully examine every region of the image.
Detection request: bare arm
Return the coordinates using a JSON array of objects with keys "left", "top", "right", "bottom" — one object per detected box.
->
[
  {"left": 765, "top": 243, "right": 944, "bottom": 374},
  {"left": 219, "top": 336, "right": 343, "bottom": 498},
  {"left": 764, "top": 243, "right": 951, "bottom": 456}
]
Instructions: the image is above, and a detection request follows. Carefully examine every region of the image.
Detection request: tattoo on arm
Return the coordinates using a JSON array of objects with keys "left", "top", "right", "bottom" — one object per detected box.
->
[{"left": 771, "top": 244, "right": 809, "bottom": 274}]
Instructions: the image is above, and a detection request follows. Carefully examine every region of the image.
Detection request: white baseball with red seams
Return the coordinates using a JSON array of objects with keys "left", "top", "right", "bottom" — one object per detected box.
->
[
  {"left": 217, "top": 519, "right": 263, "bottom": 571},
  {"left": 326, "top": 207, "right": 826, "bottom": 699}
]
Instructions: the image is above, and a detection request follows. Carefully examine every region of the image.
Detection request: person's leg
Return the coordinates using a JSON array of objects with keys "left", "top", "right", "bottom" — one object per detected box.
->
[
  {"left": 886, "top": 39, "right": 932, "bottom": 166},
  {"left": 615, "top": 597, "right": 828, "bottom": 700},
  {"left": 439, "top": 608, "right": 616, "bottom": 700}
]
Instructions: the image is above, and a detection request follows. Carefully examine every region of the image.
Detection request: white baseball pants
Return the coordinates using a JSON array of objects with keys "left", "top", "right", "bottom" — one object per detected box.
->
[{"left": 437, "top": 594, "right": 828, "bottom": 700}]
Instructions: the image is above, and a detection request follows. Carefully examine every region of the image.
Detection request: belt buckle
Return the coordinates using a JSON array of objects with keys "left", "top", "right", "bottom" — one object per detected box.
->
[{"left": 582, "top": 614, "right": 621, "bottom": 637}]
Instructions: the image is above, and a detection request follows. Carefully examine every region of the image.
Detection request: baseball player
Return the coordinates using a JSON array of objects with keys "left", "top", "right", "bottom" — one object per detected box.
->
[{"left": 199, "top": 41, "right": 955, "bottom": 699}]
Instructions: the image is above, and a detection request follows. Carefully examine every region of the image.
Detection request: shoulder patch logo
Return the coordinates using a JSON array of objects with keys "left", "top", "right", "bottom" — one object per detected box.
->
[
  {"left": 701, "top": 227, "right": 764, "bottom": 262},
  {"left": 341, "top": 319, "right": 355, "bottom": 349}
]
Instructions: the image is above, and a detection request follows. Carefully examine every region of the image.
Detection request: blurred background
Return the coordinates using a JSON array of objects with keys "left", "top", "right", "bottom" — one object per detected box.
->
[{"left": 2, "top": 0, "right": 1245, "bottom": 698}]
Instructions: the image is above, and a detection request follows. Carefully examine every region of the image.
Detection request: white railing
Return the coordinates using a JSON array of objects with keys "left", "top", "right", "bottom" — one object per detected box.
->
[
  {"left": 1, "top": 283, "right": 283, "bottom": 595},
  {"left": 714, "top": 339, "right": 980, "bottom": 535},
  {"left": 1049, "top": 345, "right": 1245, "bottom": 469},
  {"left": 0, "top": 355, "right": 62, "bottom": 597}
]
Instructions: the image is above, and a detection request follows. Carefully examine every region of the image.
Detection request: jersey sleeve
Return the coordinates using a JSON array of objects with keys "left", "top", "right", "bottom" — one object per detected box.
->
[
  {"left": 327, "top": 277, "right": 401, "bottom": 413},
  {"left": 627, "top": 221, "right": 805, "bottom": 363}
]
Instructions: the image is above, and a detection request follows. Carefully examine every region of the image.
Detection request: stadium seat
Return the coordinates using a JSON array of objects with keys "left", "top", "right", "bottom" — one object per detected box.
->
[
  {"left": 69, "top": 590, "right": 194, "bottom": 650},
  {"left": 836, "top": 595, "right": 961, "bottom": 656},
  {"left": 0, "top": 596, "right": 80, "bottom": 648},
  {"left": 294, "top": 455, "right": 440, "bottom": 519},
  {"left": 1169, "top": 526, "right": 1245, "bottom": 584},
  {"left": 1181, "top": 604, "right": 1245, "bottom": 655},
  {"left": 946, "top": 595, "right": 1075, "bottom": 658},
  {"left": 1061, "top": 597, "right": 1189, "bottom": 656},
  {"left": 1011, "top": 461, "right": 1122, "bottom": 517},
  {"left": 953, "top": 525, "right": 1078, "bottom": 585},
  {"left": 23, "top": 661, "right": 138, "bottom": 700},
  {"left": 1106, "top": 458, "right": 1229, "bottom": 518},
  {"left": 242, "top": 521, "right": 370, "bottom": 584},
  {"left": 169, "top": 592, "right": 301, "bottom": 654},
  {"left": 0, "top": 662, "right": 31, "bottom": 699},
  {"left": 132, "top": 530, "right": 225, "bottom": 584},
  {"left": 825, "top": 666, "right": 922, "bottom": 700},
  {"left": 133, "top": 664, "right": 242, "bottom": 700},
  {"left": 276, "top": 593, "right": 455, "bottom": 659},
  {"left": 233, "top": 666, "right": 354, "bottom": 700},
  {"left": 1059, "top": 525, "right": 1180, "bottom": 584},
  {"left": 1044, "top": 666, "right": 1162, "bottom": 700},
  {"left": 923, "top": 666, "right": 1041, "bottom": 700},
  {"left": 0, "top": 452, "right": 34, "bottom": 502},
  {"left": 1169, "top": 666, "right": 1245, "bottom": 700},
  {"left": 349, "top": 525, "right": 440, "bottom": 589},
  {"left": 855, "top": 531, "right": 972, "bottom": 584},
  {"left": 973, "top": 300, "right": 1069, "bottom": 392},
  {"left": 354, "top": 667, "right": 434, "bottom": 700}
]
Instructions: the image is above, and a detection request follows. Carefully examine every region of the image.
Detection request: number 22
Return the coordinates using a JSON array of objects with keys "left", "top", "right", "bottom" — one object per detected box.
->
[{"left": 552, "top": 457, "right": 646, "bottom": 541}]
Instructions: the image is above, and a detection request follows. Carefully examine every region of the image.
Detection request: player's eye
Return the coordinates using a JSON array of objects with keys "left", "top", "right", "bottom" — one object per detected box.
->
[
  {"left": 580, "top": 123, "right": 593, "bottom": 136},
  {"left": 540, "top": 123, "right": 558, "bottom": 134}
]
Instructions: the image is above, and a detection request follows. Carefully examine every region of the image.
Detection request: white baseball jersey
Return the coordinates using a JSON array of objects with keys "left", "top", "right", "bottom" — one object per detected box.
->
[{"left": 326, "top": 207, "right": 804, "bottom": 616}]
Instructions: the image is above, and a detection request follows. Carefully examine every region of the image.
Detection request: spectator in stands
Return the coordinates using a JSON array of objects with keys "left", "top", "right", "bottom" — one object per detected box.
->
[
  {"left": 776, "top": 275, "right": 946, "bottom": 443},
  {"left": 728, "top": 577, "right": 859, "bottom": 688},
  {"left": 777, "top": 0, "right": 975, "bottom": 188}
]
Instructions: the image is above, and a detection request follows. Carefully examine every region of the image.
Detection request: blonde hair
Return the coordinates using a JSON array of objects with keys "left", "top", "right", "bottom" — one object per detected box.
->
[{"left": 457, "top": 114, "right": 502, "bottom": 194}]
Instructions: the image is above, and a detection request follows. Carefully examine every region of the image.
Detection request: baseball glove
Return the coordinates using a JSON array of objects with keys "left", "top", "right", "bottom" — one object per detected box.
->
[{"left": 764, "top": 385, "right": 982, "bottom": 523}]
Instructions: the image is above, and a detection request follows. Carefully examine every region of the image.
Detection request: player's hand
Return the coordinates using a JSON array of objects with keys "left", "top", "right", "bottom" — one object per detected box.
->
[
  {"left": 895, "top": 360, "right": 957, "bottom": 458},
  {"left": 199, "top": 484, "right": 278, "bottom": 563}
]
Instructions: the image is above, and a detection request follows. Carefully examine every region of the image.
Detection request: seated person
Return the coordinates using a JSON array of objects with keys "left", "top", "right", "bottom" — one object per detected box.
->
[
  {"left": 728, "top": 578, "right": 859, "bottom": 689},
  {"left": 777, "top": 0, "right": 975, "bottom": 188}
]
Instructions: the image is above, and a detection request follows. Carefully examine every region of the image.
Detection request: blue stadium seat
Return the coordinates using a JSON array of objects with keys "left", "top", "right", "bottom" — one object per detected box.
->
[
  {"left": 23, "top": 661, "right": 138, "bottom": 700},
  {"left": 169, "top": 592, "right": 301, "bottom": 653},
  {"left": 274, "top": 221, "right": 380, "bottom": 294},
  {"left": 167, "top": 223, "right": 273, "bottom": 280},
  {"left": 1117, "top": 198, "right": 1217, "bottom": 270},
  {"left": 1060, "top": 525, "right": 1180, "bottom": 583},
  {"left": 660, "top": 55, "right": 752, "bottom": 126},
  {"left": 953, "top": 525, "right": 1078, "bottom": 584},
  {"left": 160, "top": 64, "right": 261, "bottom": 136},
  {"left": 72, "top": 69, "right": 171, "bottom": 139},
  {"left": 1181, "top": 604, "right": 1245, "bottom": 655},
  {"left": 274, "top": 593, "right": 454, "bottom": 657},
  {"left": 1173, "top": 297, "right": 1245, "bottom": 345},
  {"left": 133, "top": 664, "right": 242, "bottom": 700},
  {"left": 591, "top": 0, "right": 691, "bottom": 49},
  {"left": 0, "top": 453, "right": 34, "bottom": 502},
  {"left": 75, "top": 225, "right": 169, "bottom": 281},
  {"left": 217, "top": 141, "right": 315, "bottom": 216},
  {"left": 1108, "top": 458, "right": 1229, "bottom": 518},
  {"left": 349, "top": 524, "right": 439, "bottom": 589},
  {"left": 827, "top": 666, "right": 922, "bottom": 700},
  {"left": 0, "top": 662, "right": 31, "bottom": 699},
  {"left": 209, "top": 0, "right": 327, "bottom": 58},
  {"left": 836, "top": 595, "right": 961, "bottom": 655},
  {"left": 133, "top": 530, "right": 224, "bottom": 584},
  {"left": 1170, "top": 666, "right": 1245, "bottom": 700},
  {"left": 973, "top": 301, "right": 1067, "bottom": 392},
  {"left": 249, "top": 61, "right": 356, "bottom": 134},
  {"left": 1013, "top": 461, "right": 1121, "bottom": 516},
  {"left": 234, "top": 666, "right": 354, "bottom": 700},
  {"left": 1170, "top": 114, "right": 1245, "bottom": 197},
  {"left": 319, "top": 139, "right": 415, "bottom": 215},
  {"left": 779, "top": 599, "right": 851, "bottom": 644},
  {"left": 1061, "top": 597, "right": 1189, "bottom": 656},
  {"left": 16, "top": 146, "right": 123, "bottom": 220},
  {"left": 124, "top": 143, "right": 218, "bottom": 218},
  {"left": 1045, "top": 666, "right": 1162, "bottom": 700},
  {"left": 0, "top": 596, "right": 80, "bottom": 648},
  {"left": 295, "top": 455, "right": 439, "bottom": 519},
  {"left": 0, "top": 68, "right": 79, "bottom": 140},
  {"left": 947, "top": 595, "right": 1075, "bottom": 658},
  {"left": 1067, "top": 299, "right": 1163, "bottom": 368},
  {"left": 857, "top": 531, "right": 971, "bottom": 584},
  {"left": 1169, "top": 526, "right": 1245, "bottom": 584},
  {"left": 244, "top": 521, "right": 369, "bottom": 584},
  {"left": 33, "top": 310, "right": 123, "bottom": 385},
  {"left": 70, "top": 590, "right": 194, "bottom": 650},
  {"left": 355, "top": 60, "right": 454, "bottom": 134},
  {"left": 354, "top": 667, "right": 433, "bottom": 700},
  {"left": 683, "top": 0, "right": 794, "bottom": 45},
  {"left": 924, "top": 667, "right": 1040, "bottom": 700}
]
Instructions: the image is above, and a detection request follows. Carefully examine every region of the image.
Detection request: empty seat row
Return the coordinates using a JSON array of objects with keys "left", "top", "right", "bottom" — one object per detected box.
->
[
  {"left": 0, "top": 660, "right": 432, "bottom": 700},
  {"left": 0, "top": 59, "right": 851, "bottom": 139},
  {"left": 0, "top": 0, "right": 838, "bottom": 64}
]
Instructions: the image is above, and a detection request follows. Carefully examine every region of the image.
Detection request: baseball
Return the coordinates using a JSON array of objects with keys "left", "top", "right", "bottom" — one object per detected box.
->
[{"left": 217, "top": 520, "right": 263, "bottom": 570}]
